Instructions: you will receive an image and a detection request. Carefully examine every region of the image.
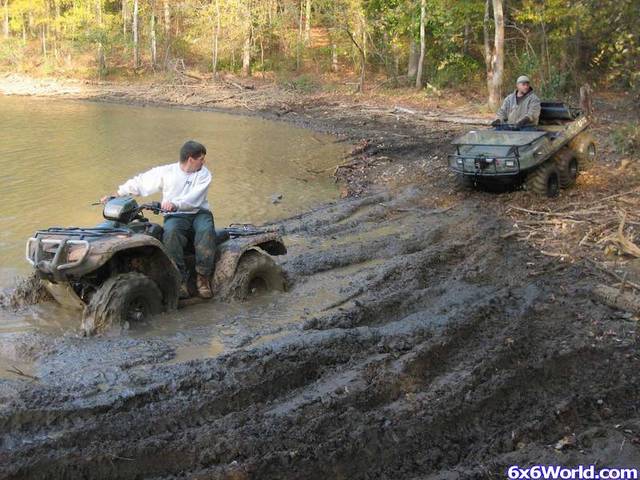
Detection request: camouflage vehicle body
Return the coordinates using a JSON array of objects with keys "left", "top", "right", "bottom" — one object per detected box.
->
[{"left": 448, "top": 102, "right": 597, "bottom": 195}]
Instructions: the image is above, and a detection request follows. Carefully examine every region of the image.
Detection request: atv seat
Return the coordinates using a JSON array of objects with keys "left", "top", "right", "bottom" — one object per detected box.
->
[{"left": 540, "top": 102, "right": 576, "bottom": 122}]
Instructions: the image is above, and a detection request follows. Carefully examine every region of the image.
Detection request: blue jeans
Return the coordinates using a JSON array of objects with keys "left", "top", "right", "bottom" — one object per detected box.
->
[{"left": 162, "top": 209, "right": 216, "bottom": 281}]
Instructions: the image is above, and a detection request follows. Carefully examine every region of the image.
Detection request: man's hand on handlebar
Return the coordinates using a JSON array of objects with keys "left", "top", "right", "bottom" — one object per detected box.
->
[
  {"left": 161, "top": 201, "right": 177, "bottom": 212},
  {"left": 100, "top": 194, "right": 116, "bottom": 204},
  {"left": 491, "top": 118, "right": 503, "bottom": 127}
]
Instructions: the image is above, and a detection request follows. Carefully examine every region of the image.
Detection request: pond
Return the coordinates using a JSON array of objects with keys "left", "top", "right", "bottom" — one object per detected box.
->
[{"left": 0, "top": 95, "right": 346, "bottom": 287}]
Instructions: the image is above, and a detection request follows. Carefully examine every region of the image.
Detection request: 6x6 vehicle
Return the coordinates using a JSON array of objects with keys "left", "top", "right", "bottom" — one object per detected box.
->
[{"left": 448, "top": 102, "right": 597, "bottom": 197}]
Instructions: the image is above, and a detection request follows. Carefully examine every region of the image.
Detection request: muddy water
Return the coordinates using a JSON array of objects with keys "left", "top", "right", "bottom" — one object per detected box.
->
[
  {"left": 0, "top": 95, "right": 348, "bottom": 377},
  {"left": 0, "top": 95, "right": 346, "bottom": 286}
]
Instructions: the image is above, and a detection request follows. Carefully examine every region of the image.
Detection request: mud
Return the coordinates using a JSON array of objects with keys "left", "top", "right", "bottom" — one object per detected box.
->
[
  {"left": 1, "top": 76, "right": 640, "bottom": 477},
  {"left": 2, "top": 186, "right": 640, "bottom": 478}
]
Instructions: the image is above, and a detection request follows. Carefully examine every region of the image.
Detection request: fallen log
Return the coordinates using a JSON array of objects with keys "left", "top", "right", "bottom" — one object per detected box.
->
[
  {"left": 392, "top": 106, "right": 491, "bottom": 126},
  {"left": 593, "top": 284, "right": 640, "bottom": 314}
]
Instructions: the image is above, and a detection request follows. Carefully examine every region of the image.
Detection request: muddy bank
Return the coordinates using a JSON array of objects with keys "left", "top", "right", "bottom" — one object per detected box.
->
[{"left": 2, "top": 187, "right": 640, "bottom": 478}]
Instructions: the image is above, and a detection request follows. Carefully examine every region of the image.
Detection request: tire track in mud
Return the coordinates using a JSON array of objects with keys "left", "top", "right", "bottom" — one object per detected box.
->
[{"left": 2, "top": 189, "right": 640, "bottom": 479}]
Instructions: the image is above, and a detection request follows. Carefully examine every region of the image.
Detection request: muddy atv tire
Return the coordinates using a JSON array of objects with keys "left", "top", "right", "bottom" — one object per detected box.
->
[
  {"left": 525, "top": 161, "right": 560, "bottom": 197},
  {"left": 554, "top": 147, "right": 579, "bottom": 188},
  {"left": 82, "top": 272, "right": 163, "bottom": 335},
  {"left": 569, "top": 132, "right": 597, "bottom": 168},
  {"left": 228, "top": 250, "right": 286, "bottom": 300}
]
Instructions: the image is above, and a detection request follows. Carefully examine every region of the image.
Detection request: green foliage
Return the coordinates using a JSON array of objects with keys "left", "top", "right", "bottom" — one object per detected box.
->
[
  {"left": 431, "top": 53, "right": 481, "bottom": 88},
  {"left": 612, "top": 123, "right": 640, "bottom": 156},
  {"left": 0, "top": 38, "right": 25, "bottom": 68}
]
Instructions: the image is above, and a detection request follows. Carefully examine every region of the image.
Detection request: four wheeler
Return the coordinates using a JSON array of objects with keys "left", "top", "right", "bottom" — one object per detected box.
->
[
  {"left": 26, "top": 197, "right": 287, "bottom": 335},
  {"left": 448, "top": 102, "right": 597, "bottom": 197}
]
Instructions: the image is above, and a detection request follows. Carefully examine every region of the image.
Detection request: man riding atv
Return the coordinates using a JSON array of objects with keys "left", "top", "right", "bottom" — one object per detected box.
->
[
  {"left": 491, "top": 75, "right": 541, "bottom": 130},
  {"left": 101, "top": 140, "right": 214, "bottom": 300}
]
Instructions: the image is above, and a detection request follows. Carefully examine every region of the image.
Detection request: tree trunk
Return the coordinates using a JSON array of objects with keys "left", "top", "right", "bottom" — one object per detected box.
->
[
  {"left": 163, "top": 0, "right": 170, "bottom": 34},
  {"left": 96, "top": 0, "right": 106, "bottom": 76},
  {"left": 241, "top": 6, "right": 252, "bottom": 79},
  {"left": 331, "top": 43, "right": 338, "bottom": 72},
  {"left": 212, "top": 0, "right": 220, "bottom": 76},
  {"left": 304, "top": 0, "right": 311, "bottom": 45},
  {"left": 415, "top": 0, "right": 426, "bottom": 89},
  {"left": 122, "top": 0, "right": 128, "bottom": 35},
  {"left": 150, "top": 1, "right": 157, "bottom": 67},
  {"left": 407, "top": 40, "right": 419, "bottom": 78},
  {"left": 242, "top": 34, "right": 251, "bottom": 77},
  {"left": 296, "top": 0, "right": 302, "bottom": 69},
  {"left": 41, "top": 25, "right": 47, "bottom": 59},
  {"left": 2, "top": 0, "right": 9, "bottom": 39},
  {"left": 484, "top": 0, "right": 504, "bottom": 110},
  {"left": 132, "top": 0, "right": 139, "bottom": 68}
]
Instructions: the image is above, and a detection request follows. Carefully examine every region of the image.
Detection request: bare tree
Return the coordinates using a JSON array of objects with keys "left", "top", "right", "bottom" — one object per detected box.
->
[
  {"left": 415, "top": 0, "right": 426, "bottom": 89},
  {"left": 407, "top": 40, "right": 419, "bottom": 78},
  {"left": 241, "top": 3, "right": 252, "bottom": 77},
  {"left": 211, "top": 0, "right": 220, "bottom": 76},
  {"left": 331, "top": 43, "right": 338, "bottom": 72},
  {"left": 96, "top": 0, "right": 106, "bottom": 75},
  {"left": 150, "top": 0, "right": 157, "bottom": 66},
  {"left": 163, "top": 0, "right": 170, "bottom": 34},
  {"left": 122, "top": 0, "right": 128, "bottom": 35},
  {"left": 3, "top": 0, "right": 9, "bottom": 39},
  {"left": 304, "top": 0, "right": 311, "bottom": 44},
  {"left": 484, "top": 0, "right": 504, "bottom": 110},
  {"left": 132, "top": 0, "right": 139, "bottom": 68}
]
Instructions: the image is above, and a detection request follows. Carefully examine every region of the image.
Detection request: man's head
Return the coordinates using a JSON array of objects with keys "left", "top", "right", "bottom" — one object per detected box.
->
[
  {"left": 180, "top": 140, "right": 207, "bottom": 172},
  {"left": 516, "top": 75, "right": 531, "bottom": 95}
]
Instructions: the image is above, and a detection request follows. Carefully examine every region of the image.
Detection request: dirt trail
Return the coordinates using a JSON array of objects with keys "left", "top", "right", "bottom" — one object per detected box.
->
[{"left": 1, "top": 187, "right": 639, "bottom": 479}]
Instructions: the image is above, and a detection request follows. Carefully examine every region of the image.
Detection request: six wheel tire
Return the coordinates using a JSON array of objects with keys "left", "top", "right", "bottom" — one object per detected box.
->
[
  {"left": 525, "top": 161, "right": 560, "bottom": 198},
  {"left": 554, "top": 147, "right": 579, "bottom": 188},
  {"left": 569, "top": 132, "right": 597, "bottom": 167}
]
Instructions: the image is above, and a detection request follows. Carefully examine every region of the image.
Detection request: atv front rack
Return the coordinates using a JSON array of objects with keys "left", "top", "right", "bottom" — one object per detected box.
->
[
  {"left": 26, "top": 237, "right": 91, "bottom": 275},
  {"left": 35, "top": 227, "right": 133, "bottom": 239}
]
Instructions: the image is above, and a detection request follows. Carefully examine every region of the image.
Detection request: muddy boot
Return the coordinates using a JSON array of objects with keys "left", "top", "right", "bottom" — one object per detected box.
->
[
  {"left": 197, "top": 274, "right": 213, "bottom": 299},
  {"left": 179, "top": 282, "right": 190, "bottom": 300}
]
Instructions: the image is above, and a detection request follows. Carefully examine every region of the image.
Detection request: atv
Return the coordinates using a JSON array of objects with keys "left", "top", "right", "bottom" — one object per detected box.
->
[
  {"left": 448, "top": 102, "right": 597, "bottom": 197},
  {"left": 26, "top": 197, "right": 287, "bottom": 335}
]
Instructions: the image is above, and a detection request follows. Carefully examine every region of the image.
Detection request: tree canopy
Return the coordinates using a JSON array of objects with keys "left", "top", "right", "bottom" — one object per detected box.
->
[{"left": 0, "top": 0, "right": 637, "bottom": 99}]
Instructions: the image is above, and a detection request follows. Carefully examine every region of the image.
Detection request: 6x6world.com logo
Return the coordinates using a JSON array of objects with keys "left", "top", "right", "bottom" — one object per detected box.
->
[{"left": 507, "top": 465, "right": 639, "bottom": 479}]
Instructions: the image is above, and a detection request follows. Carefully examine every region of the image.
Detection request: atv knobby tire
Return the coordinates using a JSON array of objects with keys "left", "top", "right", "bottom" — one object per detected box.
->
[
  {"left": 526, "top": 161, "right": 560, "bottom": 197},
  {"left": 568, "top": 132, "right": 597, "bottom": 167},
  {"left": 82, "top": 272, "right": 163, "bottom": 336},
  {"left": 228, "top": 250, "right": 286, "bottom": 300},
  {"left": 554, "top": 147, "right": 579, "bottom": 188}
]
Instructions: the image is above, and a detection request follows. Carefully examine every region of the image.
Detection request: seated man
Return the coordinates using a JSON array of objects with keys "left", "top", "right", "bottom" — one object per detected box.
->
[
  {"left": 101, "top": 140, "right": 215, "bottom": 299},
  {"left": 491, "top": 75, "right": 541, "bottom": 130}
]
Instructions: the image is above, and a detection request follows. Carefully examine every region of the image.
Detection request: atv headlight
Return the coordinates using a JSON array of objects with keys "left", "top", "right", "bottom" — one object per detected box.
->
[
  {"left": 505, "top": 160, "right": 515, "bottom": 167},
  {"left": 485, "top": 158, "right": 495, "bottom": 163},
  {"left": 456, "top": 158, "right": 463, "bottom": 165}
]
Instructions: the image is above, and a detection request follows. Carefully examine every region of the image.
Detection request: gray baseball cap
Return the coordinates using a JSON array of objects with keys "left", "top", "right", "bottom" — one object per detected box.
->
[{"left": 516, "top": 75, "right": 531, "bottom": 84}]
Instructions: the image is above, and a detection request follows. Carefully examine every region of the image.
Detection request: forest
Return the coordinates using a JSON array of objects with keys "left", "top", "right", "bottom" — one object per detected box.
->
[{"left": 0, "top": 0, "right": 638, "bottom": 107}]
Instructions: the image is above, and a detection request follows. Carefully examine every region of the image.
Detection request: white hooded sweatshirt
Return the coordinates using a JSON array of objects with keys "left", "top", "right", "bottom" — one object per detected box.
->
[{"left": 117, "top": 162, "right": 212, "bottom": 213}]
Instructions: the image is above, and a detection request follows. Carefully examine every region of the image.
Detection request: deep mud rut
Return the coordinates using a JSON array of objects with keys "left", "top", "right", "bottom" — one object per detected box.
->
[{"left": 2, "top": 186, "right": 640, "bottom": 479}]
